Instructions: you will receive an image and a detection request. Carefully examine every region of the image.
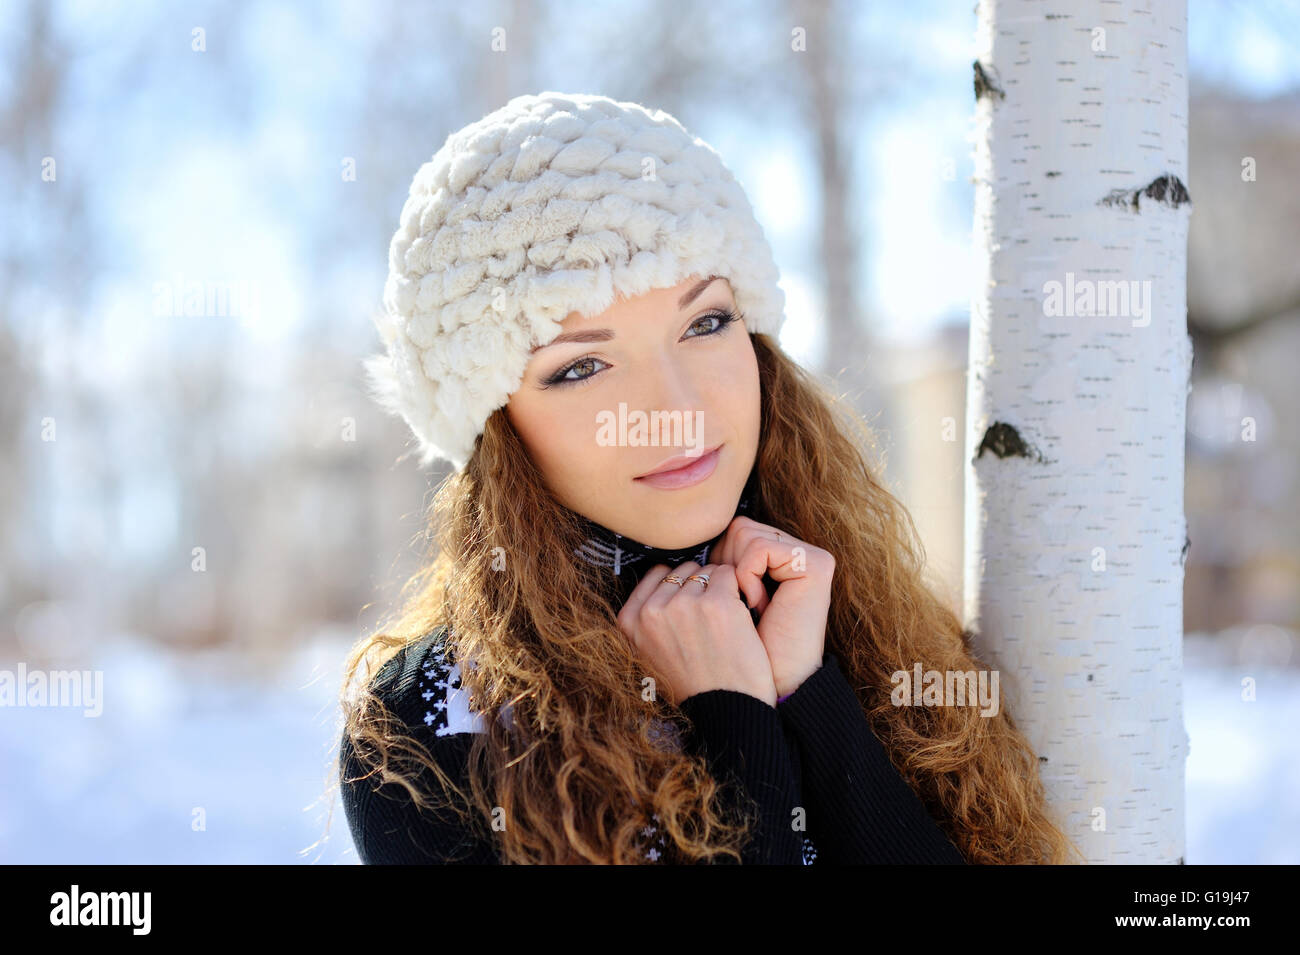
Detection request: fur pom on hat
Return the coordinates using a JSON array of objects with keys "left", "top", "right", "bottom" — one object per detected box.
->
[{"left": 363, "top": 90, "right": 786, "bottom": 471}]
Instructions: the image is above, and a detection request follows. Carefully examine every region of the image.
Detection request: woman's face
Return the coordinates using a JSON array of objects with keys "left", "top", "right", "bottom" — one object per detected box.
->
[{"left": 505, "top": 274, "right": 761, "bottom": 549}]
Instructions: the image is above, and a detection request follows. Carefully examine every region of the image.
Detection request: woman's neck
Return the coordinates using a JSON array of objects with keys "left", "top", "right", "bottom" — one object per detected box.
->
[{"left": 568, "top": 465, "right": 760, "bottom": 605}]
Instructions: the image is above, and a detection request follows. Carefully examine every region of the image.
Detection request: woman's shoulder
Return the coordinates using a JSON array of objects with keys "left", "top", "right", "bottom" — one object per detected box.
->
[
  {"left": 340, "top": 625, "right": 500, "bottom": 864},
  {"left": 368, "top": 624, "right": 488, "bottom": 738}
]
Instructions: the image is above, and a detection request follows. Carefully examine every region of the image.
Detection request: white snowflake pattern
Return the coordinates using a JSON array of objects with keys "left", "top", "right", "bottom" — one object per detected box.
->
[
  {"left": 801, "top": 835, "right": 818, "bottom": 864},
  {"left": 417, "top": 633, "right": 486, "bottom": 736},
  {"left": 634, "top": 810, "right": 817, "bottom": 865}
]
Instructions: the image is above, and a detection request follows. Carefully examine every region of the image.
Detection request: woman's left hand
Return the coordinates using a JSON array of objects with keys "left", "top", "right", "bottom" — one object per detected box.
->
[{"left": 710, "top": 516, "right": 835, "bottom": 698}]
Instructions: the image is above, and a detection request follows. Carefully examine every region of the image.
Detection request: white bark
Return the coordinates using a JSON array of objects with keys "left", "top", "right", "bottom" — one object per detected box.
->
[{"left": 965, "top": 0, "right": 1192, "bottom": 863}]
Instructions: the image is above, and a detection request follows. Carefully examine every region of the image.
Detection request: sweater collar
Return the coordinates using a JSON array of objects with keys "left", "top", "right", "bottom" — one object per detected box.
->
[{"left": 569, "top": 464, "right": 760, "bottom": 603}]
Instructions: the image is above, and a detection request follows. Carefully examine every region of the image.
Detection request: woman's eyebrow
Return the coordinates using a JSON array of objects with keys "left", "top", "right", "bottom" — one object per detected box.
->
[
  {"left": 676, "top": 274, "right": 722, "bottom": 310},
  {"left": 529, "top": 275, "right": 724, "bottom": 355},
  {"left": 531, "top": 328, "right": 616, "bottom": 354}
]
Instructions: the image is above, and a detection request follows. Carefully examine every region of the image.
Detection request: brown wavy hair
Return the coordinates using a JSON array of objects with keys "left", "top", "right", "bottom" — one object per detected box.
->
[{"left": 333, "top": 331, "right": 1084, "bottom": 864}]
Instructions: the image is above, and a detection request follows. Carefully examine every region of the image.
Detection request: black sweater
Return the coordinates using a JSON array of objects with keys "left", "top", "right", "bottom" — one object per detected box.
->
[{"left": 338, "top": 470, "right": 967, "bottom": 864}]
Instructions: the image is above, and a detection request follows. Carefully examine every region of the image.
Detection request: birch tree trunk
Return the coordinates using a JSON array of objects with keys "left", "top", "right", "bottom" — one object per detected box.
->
[{"left": 965, "top": 0, "right": 1193, "bottom": 863}]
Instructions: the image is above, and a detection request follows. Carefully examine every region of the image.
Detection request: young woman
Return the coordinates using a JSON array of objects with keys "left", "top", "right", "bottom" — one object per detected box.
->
[{"left": 336, "top": 91, "right": 1081, "bottom": 865}]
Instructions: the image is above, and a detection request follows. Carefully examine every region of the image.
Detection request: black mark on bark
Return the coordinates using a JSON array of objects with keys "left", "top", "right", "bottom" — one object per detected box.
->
[
  {"left": 1045, "top": 170, "right": 1061, "bottom": 177},
  {"left": 973, "top": 61, "right": 1005, "bottom": 101},
  {"left": 1099, "top": 173, "right": 1192, "bottom": 212},
  {"left": 975, "top": 421, "right": 1046, "bottom": 463},
  {"left": 1180, "top": 534, "right": 1191, "bottom": 566}
]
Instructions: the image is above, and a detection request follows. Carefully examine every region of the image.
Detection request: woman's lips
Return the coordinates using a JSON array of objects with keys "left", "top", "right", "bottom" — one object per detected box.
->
[{"left": 633, "top": 445, "right": 722, "bottom": 490}]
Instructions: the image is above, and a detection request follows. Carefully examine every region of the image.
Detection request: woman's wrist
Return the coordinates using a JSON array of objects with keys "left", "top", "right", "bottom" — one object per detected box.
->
[{"left": 775, "top": 657, "right": 824, "bottom": 704}]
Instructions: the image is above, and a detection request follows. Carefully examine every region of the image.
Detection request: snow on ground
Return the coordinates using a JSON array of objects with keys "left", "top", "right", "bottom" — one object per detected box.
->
[{"left": 0, "top": 630, "right": 1294, "bottom": 863}]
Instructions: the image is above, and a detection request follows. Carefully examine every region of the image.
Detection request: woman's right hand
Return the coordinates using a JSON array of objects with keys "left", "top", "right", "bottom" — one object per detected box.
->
[{"left": 616, "top": 561, "right": 779, "bottom": 708}]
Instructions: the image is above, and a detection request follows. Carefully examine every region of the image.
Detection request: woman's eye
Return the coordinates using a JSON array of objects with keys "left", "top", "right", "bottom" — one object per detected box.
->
[
  {"left": 545, "top": 356, "right": 607, "bottom": 387},
  {"left": 542, "top": 309, "right": 739, "bottom": 388},
  {"left": 687, "top": 310, "right": 734, "bottom": 336}
]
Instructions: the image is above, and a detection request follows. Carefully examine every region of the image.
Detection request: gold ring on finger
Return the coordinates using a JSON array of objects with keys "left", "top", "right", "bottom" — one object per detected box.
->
[{"left": 685, "top": 573, "right": 710, "bottom": 591}]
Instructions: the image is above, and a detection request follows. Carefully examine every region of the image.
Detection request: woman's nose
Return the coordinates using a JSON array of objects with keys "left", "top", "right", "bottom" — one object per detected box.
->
[{"left": 637, "top": 360, "right": 705, "bottom": 442}]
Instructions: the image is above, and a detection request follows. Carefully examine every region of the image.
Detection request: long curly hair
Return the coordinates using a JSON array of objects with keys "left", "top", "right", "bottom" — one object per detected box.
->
[{"left": 334, "top": 331, "right": 1084, "bottom": 864}]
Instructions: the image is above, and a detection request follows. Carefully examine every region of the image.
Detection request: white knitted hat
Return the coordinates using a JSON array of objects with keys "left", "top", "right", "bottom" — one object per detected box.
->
[{"left": 363, "top": 90, "right": 787, "bottom": 471}]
